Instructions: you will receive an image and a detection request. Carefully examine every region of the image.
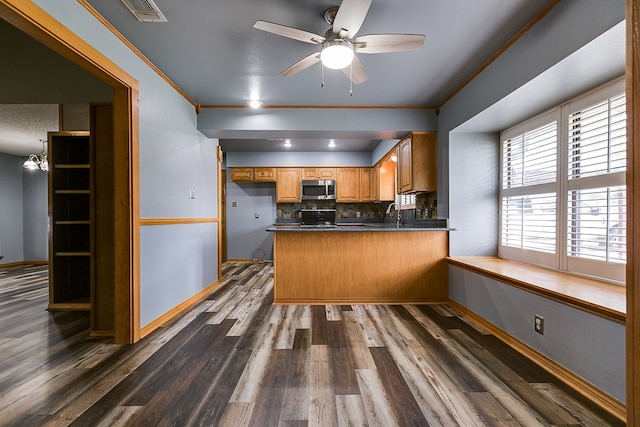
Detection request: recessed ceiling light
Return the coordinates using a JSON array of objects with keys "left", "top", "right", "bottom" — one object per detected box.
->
[
  {"left": 328, "top": 139, "right": 336, "bottom": 148},
  {"left": 247, "top": 99, "right": 263, "bottom": 109}
]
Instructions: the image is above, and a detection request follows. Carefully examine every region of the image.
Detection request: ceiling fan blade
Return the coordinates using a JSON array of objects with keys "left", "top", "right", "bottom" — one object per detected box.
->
[
  {"left": 332, "top": 0, "right": 372, "bottom": 39},
  {"left": 281, "top": 52, "right": 321, "bottom": 77},
  {"left": 253, "top": 20, "right": 325, "bottom": 44},
  {"left": 342, "top": 55, "right": 368, "bottom": 85},
  {"left": 354, "top": 34, "right": 426, "bottom": 54}
]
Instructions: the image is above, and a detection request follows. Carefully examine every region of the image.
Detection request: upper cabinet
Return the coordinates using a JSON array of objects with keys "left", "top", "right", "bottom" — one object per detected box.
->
[
  {"left": 276, "top": 168, "right": 301, "bottom": 202},
  {"left": 302, "top": 167, "right": 336, "bottom": 180},
  {"left": 231, "top": 167, "right": 276, "bottom": 182},
  {"left": 336, "top": 168, "right": 360, "bottom": 202},
  {"left": 375, "top": 158, "right": 396, "bottom": 202},
  {"left": 359, "top": 168, "right": 374, "bottom": 202},
  {"left": 397, "top": 132, "right": 437, "bottom": 194}
]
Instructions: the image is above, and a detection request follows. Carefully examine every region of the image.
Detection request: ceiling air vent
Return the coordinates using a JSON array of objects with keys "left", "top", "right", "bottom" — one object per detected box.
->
[{"left": 120, "top": 0, "right": 167, "bottom": 22}]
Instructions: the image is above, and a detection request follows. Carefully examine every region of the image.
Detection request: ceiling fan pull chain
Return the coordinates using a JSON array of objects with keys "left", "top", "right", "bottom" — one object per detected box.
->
[
  {"left": 321, "top": 64, "right": 325, "bottom": 89},
  {"left": 349, "top": 63, "right": 353, "bottom": 96}
]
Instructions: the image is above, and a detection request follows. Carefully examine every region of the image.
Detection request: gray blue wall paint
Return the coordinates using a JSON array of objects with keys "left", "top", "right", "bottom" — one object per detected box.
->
[
  {"left": 449, "top": 265, "right": 625, "bottom": 402},
  {"left": 226, "top": 151, "right": 371, "bottom": 168},
  {"left": 139, "top": 222, "right": 219, "bottom": 326},
  {"left": 448, "top": 133, "right": 499, "bottom": 256},
  {"left": 31, "top": 0, "right": 220, "bottom": 328},
  {"left": 0, "top": 154, "right": 24, "bottom": 263},
  {"left": 198, "top": 107, "right": 438, "bottom": 139},
  {"left": 225, "top": 173, "right": 276, "bottom": 261},
  {"left": 22, "top": 168, "right": 48, "bottom": 261},
  {"left": 0, "top": 154, "right": 47, "bottom": 264}
]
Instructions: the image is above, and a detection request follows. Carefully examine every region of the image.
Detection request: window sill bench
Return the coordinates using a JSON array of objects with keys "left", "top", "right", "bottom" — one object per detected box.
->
[{"left": 447, "top": 256, "right": 626, "bottom": 324}]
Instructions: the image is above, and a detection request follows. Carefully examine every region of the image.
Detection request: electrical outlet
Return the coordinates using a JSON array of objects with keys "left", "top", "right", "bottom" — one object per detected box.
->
[
  {"left": 255, "top": 212, "right": 260, "bottom": 218},
  {"left": 534, "top": 314, "right": 544, "bottom": 335}
]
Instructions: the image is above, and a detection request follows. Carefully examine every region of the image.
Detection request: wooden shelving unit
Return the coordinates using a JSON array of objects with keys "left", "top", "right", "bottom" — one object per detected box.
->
[{"left": 48, "top": 131, "right": 92, "bottom": 311}]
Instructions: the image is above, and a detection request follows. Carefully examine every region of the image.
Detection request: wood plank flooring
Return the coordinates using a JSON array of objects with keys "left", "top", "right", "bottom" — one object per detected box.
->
[{"left": 0, "top": 263, "right": 623, "bottom": 426}]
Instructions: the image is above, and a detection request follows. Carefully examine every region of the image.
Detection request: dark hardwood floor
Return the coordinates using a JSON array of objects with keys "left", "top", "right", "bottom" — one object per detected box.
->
[{"left": 0, "top": 263, "right": 622, "bottom": 426}]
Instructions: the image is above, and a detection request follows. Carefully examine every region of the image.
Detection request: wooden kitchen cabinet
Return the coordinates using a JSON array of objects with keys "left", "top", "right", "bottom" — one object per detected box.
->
[
  {"left": 359, "top": 168, "right": 375, "bottom": 202},
  {"left": 302, "top": 167, "right": 336, "bottom": 180},
  {"left": 276, "top": 168, "right": 301, "bottom": 202},
  {"left": 231, "top": 167, "right": 253, "bottom": 181},
  {"left": 231, "top": 167, "right": 276, "bottom": 182},
  {"left": 376, "top": 157, "right": 396, "bottom": 201},
  {"left": 336, "top": 168, "right": 360, "bottom": 202},
  {"left": 397, "top": 132, "right": 437, "bottom": 194},
  {"left": 254, "top": 167, "right": 276, "bottom": 181}
]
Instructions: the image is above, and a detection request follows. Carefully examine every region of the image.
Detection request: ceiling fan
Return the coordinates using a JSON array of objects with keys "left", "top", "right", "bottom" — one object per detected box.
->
[{"left": 253, "top": 0, "right": 425, "bottom": 87}]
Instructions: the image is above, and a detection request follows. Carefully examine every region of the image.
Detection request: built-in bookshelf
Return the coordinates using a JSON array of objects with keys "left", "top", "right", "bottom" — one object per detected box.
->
[{"left": 48, "top": 131, "right": 92, "bottom": 311}]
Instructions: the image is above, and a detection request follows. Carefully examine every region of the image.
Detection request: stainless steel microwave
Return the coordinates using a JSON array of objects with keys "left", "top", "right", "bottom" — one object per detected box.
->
[{"left": 301, "top": 179, "right": 336, "bottom": 200}]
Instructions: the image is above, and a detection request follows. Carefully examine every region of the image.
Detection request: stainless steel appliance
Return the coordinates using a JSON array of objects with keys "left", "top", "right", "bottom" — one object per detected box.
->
[
  {"left": 300, "top": 209, "right": 336, "bottom": 226},
  {"left": 301, "top": 180, "right": 336, "bottom": 200}
]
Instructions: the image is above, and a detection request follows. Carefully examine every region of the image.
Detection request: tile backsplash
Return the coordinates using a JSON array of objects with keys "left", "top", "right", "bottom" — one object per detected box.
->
[
  {"left": 277, "top": 201, "right": 388, "bottom": 220},
  {"left": 276, "top": 192, "right": 438, "bottom": 221}
]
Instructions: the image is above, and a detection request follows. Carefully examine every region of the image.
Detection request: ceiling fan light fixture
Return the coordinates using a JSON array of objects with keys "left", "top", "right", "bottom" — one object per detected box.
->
[
  {"left": 320, "top": 40, "right": 354, "bottom": 70},
  {"left": 247, "top": 99, "right": 263, "bottom": 109}
]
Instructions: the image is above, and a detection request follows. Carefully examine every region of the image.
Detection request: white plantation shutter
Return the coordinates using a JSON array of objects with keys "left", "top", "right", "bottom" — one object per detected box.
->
[
  {"left": 501, "top": 193, "right": 556, "bottom": 253},
  {"left": 502, "top": 122, "right": 557, "bottom": 189},
  {"left": 500, "top": 78, "right": 626, "bottom": 282},
  {"left": 567, "top": 186, "right": 626, "bottom": 262},
  {"left": 565, "top": 89, "right": 627, "bottom": 278},
  {"left": 568, "top": 93, "right": 627, "bottom": 179},
  {"left": 500, "top": 117, "right": 558, "bottom": 263}
]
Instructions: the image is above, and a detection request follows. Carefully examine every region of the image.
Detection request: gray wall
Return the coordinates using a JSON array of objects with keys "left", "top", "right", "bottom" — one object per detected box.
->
[
  {"left": 225, "top": 173, "right": 276, "bottom": 261},
  {"left": 31, "top": 0, "right": 220, "bottom": 328},
  {"left": 439, "top": 0, "right": 626, "bottom": 402},
  {"left": 448, "top": 133, "right": 499, "bottom": 256},
  {"left": 449, "top": 265, "right": 625, "bottom": 402},
  {"left": 226, "top": 151, "right": 373, "bottom": 168},
  {"left": 0, "top": 154, "right": 24, "bottom": 263},
  {"left": 22, "top": 167, "right": 48, "bottom": 261},
  {"left": 0, "top": 153, "right": 47, "bottom": 264}
]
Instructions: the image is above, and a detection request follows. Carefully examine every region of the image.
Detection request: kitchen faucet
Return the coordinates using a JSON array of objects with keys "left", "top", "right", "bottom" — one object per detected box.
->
[{"left": 385, "top": 202, "right": 401, "bottom": 228}]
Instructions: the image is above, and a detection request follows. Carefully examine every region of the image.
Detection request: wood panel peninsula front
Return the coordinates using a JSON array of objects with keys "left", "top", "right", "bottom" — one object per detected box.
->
[{"left": 268, "top": 225, "right": 450, "bottom": 304}]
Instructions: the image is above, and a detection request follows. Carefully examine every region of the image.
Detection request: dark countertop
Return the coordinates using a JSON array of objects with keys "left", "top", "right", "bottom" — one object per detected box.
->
[{"left": 268, "top": 219, "right": 453, "bottom": 232}]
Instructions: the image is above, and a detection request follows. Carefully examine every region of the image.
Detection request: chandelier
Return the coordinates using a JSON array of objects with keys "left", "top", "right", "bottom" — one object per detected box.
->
[{"left": 23, "top": 139, "right": 48, "bottom": 172}]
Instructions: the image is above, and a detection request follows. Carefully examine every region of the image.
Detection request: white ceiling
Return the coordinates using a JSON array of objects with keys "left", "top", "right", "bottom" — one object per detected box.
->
[{"left": 0, "top": 105, "right": 58, "bottom": 156}]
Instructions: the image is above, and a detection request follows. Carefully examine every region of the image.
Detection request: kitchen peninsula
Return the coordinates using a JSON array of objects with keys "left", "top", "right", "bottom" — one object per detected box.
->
[{"left": 268, "top": 224, "right": 450, "bottom": 304}]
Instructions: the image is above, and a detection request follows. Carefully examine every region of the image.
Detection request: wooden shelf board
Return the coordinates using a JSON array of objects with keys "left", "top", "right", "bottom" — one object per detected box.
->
[
  {"left": 55, "top": 252, "right": 91, "bottom": 257},
  {"left": 54, "top": 189, "right": 90, "bottom": 194},
  {"left": 55, "top": 220, "right": 91, "bottom": 225},
  {"left": 55, "top": 164, "right": 90, "bottom": 169}
]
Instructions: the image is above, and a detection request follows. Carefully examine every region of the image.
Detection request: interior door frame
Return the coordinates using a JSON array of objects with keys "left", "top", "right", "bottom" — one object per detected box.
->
[{"left": 0, "top": 0, "right": 139, "bottom": 344}]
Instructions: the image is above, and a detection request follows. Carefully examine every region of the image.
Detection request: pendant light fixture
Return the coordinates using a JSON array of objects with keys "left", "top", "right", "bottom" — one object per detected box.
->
[{"left": 23, "top": 139, "right": 48, "bottom": 172}]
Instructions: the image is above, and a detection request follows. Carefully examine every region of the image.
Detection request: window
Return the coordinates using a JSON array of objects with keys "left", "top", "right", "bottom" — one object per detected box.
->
[{"left": 499, "top": 79, "right": 626, "bottom": 283}]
